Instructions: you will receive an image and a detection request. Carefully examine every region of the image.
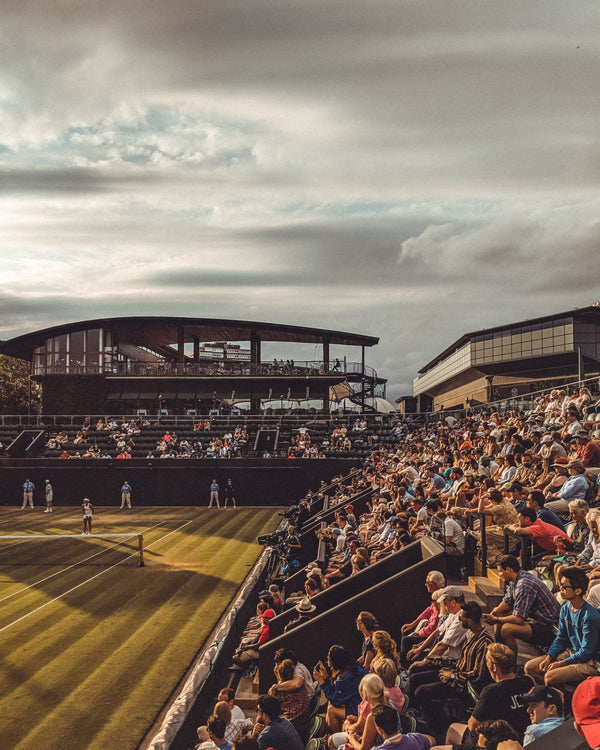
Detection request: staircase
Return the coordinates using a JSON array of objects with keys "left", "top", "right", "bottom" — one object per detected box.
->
[{"left": 6, "top": 429, "right": 45, "bottom": 457}]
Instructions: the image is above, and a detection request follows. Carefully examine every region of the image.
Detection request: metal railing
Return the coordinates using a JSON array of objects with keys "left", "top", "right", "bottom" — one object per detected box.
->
[
  {"left": 33, "top": 360, "right": 378, "bottom": 379},
  {"left": 0, "top": 412, "right": 399, "bottom": 430}
]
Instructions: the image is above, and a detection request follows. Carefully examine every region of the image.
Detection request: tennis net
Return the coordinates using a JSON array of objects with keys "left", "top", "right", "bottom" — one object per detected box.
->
[{"left": 0, "top": 532, "right": 145, "bottom": 567}]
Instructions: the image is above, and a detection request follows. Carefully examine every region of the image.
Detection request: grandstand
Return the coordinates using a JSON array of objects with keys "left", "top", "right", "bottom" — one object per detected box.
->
[
  {"left": 2, "top": 314, "right": 600, "bottom": 750},
  {"left": 151, "top": 374, "right": 599, "bottom": 750},
  {"left": 0, "top": 315, "right": 385, "bottom": 415}
]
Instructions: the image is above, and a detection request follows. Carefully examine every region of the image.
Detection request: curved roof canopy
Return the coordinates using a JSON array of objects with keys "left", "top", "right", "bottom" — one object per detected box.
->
[{"left": 0, "top": 316, "right": 379, "bottom": 361}]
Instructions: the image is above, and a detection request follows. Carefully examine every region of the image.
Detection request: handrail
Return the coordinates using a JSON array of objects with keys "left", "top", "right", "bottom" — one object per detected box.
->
[
  {"left": 0, "top": 413, "right": 400, "bottom": 429},
  {"left": 32, "top": 359, "right": 378, "bottom": 379}
]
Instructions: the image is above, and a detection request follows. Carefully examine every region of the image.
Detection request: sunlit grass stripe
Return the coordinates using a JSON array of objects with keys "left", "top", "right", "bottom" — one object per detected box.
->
[
  {"left": 0, "top": 507, "right": 282, "bottom": 750},
  {"left": 0, "top": 519, "right": 196, "bottom": 637}
]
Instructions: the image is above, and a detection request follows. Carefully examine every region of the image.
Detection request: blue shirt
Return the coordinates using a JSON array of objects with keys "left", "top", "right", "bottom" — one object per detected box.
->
[
  {"left": 320, "top": 665, "right": 368, "bottom": 716},
  {"left": 547, "top": 600, "right": 600, "bottom": 664},
  {"left": 559, "top": 474, "right": 589, "bottom": 501},
  {"left": 23, "top": 482, "right": 35, "bottom": 492},
  {"left": 523, "top": 716, "right": 565, "bottom": 745},
  {"left": 430, "top": 473, "right": 446, "bottom": 490},
  {"left": 537, "top": 507, "right": 565, "bottom": 531},
  {"left": 257, "top": 717, "right": 304, "bottom": 750}
]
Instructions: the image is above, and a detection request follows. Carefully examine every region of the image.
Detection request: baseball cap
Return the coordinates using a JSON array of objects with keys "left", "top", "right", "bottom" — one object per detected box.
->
[
  {"left": 260, "top": 608, "right": 276, "bottom": 619},
  {"left": 516, "top": 685, "right": 563, "bottom": 712},
  {"left": 572, "top": 677, "right": 600, "bottom": 748},
  {"left": 437, "top": 585, "right": 463, "bottom": 602}
]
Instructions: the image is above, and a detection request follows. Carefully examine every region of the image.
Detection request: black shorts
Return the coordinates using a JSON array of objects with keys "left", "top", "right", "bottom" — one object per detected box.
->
[{"left": 527, "top": 620, "right": 555, "bottom": 645}]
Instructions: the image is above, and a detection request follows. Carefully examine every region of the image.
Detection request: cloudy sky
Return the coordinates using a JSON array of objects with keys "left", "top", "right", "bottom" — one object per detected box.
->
[{"left": 1, "top": 0, "right": 599, "bottom": 400}]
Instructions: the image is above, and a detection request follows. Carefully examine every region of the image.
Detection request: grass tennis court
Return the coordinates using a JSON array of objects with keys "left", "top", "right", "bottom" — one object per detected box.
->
[{"left": 0, "top": 505, "right": 282, "bottom": 750}]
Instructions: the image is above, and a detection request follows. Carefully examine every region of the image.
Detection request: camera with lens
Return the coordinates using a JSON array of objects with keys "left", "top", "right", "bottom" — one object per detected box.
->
[
  {"left": 257, "top": 530, "right": 286, "bottom": 546},
  {"left": 279, "top": 505, "right": 299, "bottom": 522}
]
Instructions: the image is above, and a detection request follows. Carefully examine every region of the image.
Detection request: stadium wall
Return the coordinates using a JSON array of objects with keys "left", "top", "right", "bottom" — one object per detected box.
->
[{"left": 0, "top": 458, "right": 360, "bottom": 507}]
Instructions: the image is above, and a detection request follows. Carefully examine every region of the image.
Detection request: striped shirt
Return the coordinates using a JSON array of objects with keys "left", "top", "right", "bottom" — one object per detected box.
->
[
  {"left": 429, "top": 627, "right": 493, "bottom": 690},
  {"left": 503, "top": 569, "right": 561, "bottom": 624}
]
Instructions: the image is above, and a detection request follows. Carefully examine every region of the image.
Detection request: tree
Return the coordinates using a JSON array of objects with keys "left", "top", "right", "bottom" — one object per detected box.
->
[{"left": 0, "top": 354, "right": 40, "bottom": 414}]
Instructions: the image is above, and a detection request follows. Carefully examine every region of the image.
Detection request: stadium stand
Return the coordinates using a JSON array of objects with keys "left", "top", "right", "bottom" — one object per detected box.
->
[{"left": 168, "top": 376, "right": 600, "bottom": 750}]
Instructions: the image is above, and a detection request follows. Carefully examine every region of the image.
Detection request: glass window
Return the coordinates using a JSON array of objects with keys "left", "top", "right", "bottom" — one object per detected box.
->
[
  {"left": 53, "top": 336, "right": 68, "bottom": 371},
  {"left": 87, "top": 329, "right": 101, "bottom": 370},
  {"left": 70, "top": 331, "right": 85, "bottom": 371},
  {"left": 34, "top": 349, "right": 45, "bottom": 375}
]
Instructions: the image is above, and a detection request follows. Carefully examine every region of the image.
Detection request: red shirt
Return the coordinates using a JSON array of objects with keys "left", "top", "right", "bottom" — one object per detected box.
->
[
  {"left": 258, "top": 622, "right": 270, "bottom": 645},
  {"left": 578, "top": 440, "right": 600, "bottom": 467},
  {"left": 528, "top": 518, "right": 570, "bottom": 552}
]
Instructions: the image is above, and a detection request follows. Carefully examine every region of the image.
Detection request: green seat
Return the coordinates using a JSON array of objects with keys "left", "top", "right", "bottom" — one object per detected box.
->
[
  {"left": 307, "top": 714, "right": 326, "bottom": 740},
  {"left": 308, "top": 687, "right": 322, "bottom": 719}
]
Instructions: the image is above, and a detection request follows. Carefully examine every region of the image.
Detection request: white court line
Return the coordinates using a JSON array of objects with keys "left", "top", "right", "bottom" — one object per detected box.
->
[
  {"left": 0, "top": 521, "right": 166, "bottom": 605},
  {"left": 0, "top": 518, "right": 197, "bottom": 635}
]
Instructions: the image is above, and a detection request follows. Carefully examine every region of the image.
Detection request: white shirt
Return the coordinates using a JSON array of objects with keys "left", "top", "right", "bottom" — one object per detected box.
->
[
  {"left": 295, "top": 661, "right": 314, "bottom": 698},
  {"left": 444, "top": 518, "right": 465, "bottom": 553},
  {"left": 439, "top": 612, "right": 469, "bottom": 660}
]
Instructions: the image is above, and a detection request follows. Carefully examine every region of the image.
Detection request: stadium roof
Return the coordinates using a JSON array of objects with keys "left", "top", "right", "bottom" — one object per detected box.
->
[{"left": 0, "top": 316, "right": 379, "bottom": 361}]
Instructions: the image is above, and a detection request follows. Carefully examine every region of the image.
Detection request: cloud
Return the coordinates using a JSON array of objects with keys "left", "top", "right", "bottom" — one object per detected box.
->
[{"left": 0, "top": 1, "right": 599, "bottom": 401}]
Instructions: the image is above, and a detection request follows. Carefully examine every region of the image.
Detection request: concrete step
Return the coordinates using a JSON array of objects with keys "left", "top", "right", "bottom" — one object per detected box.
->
[
  {"left": 454, "top": 583, "right": 486, "bottom": 608},
  {"left": 486, "top": 568, "right": 503, "bottom": 588},
  {"left": 235, "top": 670, "right": 260, "bottom": 711},
  {"left": 468, "top": 575, "right": 504, "bottom": 610}
]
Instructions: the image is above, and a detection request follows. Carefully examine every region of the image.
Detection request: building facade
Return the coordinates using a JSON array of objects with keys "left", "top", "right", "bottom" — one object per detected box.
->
[
  {"left": 413, "top": 305, "right": 600, "bottom": 411},
  {"left": 0, "top": 316, "right": 382, "bottom": 414}
]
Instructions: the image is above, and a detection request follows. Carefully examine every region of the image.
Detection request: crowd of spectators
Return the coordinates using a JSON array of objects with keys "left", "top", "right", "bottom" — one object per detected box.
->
[
  {"left": 42, "top": 418, "right": 250, "bottom": 459},
  {"left": 208, "top": 380, "right": 600, "bottom": 750},
  {"left": 284, "top": 423, "right": 380, "bottom": 460}
]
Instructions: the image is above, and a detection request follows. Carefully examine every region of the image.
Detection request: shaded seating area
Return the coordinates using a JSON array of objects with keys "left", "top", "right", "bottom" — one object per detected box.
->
[{"left": 259, "top": 536, "right": 446, "bottom": 690}]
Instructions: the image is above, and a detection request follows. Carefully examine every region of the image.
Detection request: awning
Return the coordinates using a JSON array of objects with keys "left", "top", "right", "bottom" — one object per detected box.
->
[
  {"left": 139, "top": 384, "right": 160, "bottom": 400},
  {"left": 177, "top": 385, "right": 197, "bottom": 400},
  {"left": 329, "top": 380, "right": 354, "bottom": 402},
  {"left": 157, "top": 381, "right": 178, "bottom": 399},
  {"left": 120, "top": 388, "right": 141, "bottom": 400}
]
